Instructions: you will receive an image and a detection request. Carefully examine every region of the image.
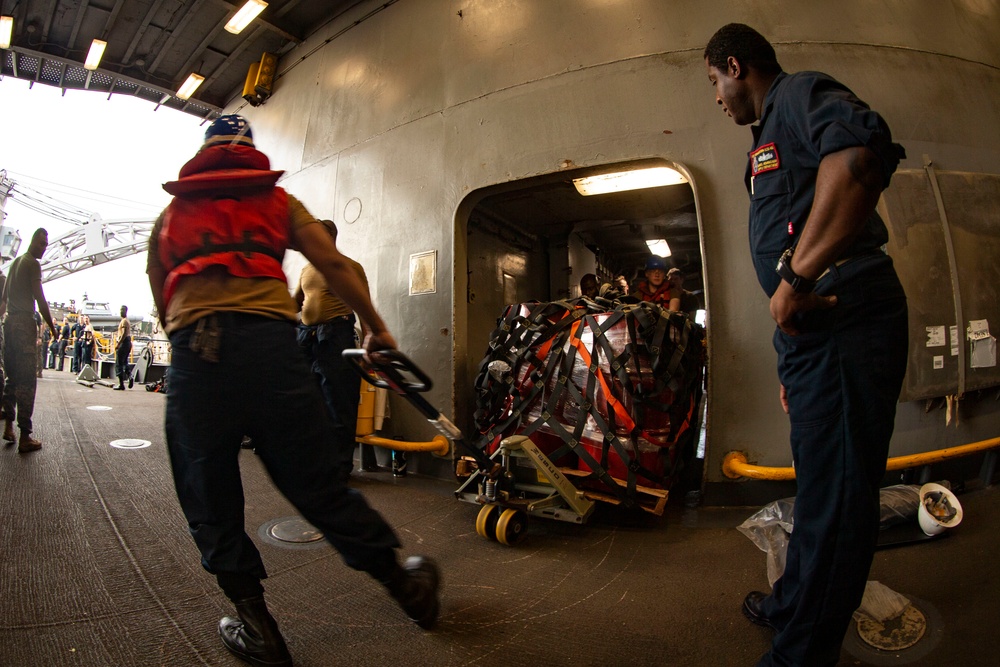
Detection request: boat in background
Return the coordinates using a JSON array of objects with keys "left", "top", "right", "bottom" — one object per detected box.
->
[{"left": 78, "top": 298, "right": 143, "bottom": 334}]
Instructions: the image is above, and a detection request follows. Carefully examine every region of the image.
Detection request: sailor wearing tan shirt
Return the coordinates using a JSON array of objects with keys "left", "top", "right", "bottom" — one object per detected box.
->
[
  {"left": 295, "top": 218, "right": 369, "bottom": 482},
  {"left": 113, "top": 305, "right": 132, "bottom": 390}
]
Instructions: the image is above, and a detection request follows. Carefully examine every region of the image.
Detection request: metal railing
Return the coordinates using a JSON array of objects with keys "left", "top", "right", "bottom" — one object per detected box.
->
[{"left": 722, "top": 436, "right": 1000, "bottom": 480}]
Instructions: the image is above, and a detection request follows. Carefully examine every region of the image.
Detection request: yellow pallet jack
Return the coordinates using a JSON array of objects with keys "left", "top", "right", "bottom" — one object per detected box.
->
[{"left": 344, "top": 349, "right": 594, "bottom": 546}]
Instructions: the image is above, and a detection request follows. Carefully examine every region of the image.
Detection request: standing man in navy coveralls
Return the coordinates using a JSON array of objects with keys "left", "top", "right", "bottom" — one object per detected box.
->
[{"left": 704, "top": 24, "right": 908, "bottom": 666}]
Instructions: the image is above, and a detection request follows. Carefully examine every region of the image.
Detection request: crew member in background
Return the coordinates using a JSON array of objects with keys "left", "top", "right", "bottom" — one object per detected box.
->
[
  {"left": 71, "top": 315, "right": 84, "bottom": 374},
  {"left": 666, "top": 268, "right": 700, "bottom": 319},
  {"left": 113, "top": 305, "right": 132, "bottom": 390},
  {"left": 635, "top": 256, "right": 680, "bottom": 311},
  {"left": 47, "top": 323, "right": 60, "bottom": 369},
  {"left": 0, "top": 228, "right": 57, "bottom": 452},
  {"left": 295, "top": 219, "right": 369, "bottom": 483},
  {"left": 56, "top": 316, "right": 71, "bottom": 371},
  {"left": 80, "top": 316, "right": 97, "bottom": 373},
  {"left": 147, "top": 114, "right": 440, "bottom": 667},
  {"left": 705, "top": 23, "right": 908, "bottom": 666},
  {"left": 579, "top": 273, "right": 599, "bottom": 299}
]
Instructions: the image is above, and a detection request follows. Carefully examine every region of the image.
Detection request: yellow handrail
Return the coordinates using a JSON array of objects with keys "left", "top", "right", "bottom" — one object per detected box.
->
[
  {"left": 357, "top": 434, "right": 451, "bottom": 456},
  {"left": 723, "top": 436, "right": 1000, "bottom": 481}
]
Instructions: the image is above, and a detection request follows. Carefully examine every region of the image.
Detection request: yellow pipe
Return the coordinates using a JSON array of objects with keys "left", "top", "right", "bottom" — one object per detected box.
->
[
  {"left": 357, "top": 434, "right": 451, "bottom": 456},
  {"left": 723, "top": 436, "right": 1000, "bottom": 481}
]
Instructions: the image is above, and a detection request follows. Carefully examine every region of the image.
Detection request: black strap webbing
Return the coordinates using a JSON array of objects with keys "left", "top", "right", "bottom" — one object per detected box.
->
[{"left": 471, "top": 297, "right": 705, "bottom": 503}]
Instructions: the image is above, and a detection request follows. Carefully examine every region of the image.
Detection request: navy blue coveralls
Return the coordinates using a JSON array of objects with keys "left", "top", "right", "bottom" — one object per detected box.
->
[{"left": 745, "top": 71, "right": 908, "bottom": 667}]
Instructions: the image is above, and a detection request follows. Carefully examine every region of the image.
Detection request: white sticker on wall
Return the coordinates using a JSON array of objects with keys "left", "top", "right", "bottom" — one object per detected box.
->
[
  {"left": 925, "top": 326, "right": 946, "bottom": 347},
  {"left": 950, "top": 325, "right": 959, "bottom": 356},
  {"left": 933, "top": 356, "right": 944, "bottom": 370},
  {"left": 968, "top": 319, "right": 991, "bottom": 341}
]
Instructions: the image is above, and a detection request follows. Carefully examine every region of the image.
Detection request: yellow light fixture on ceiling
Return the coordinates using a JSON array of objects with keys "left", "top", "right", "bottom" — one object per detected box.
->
[
  {"left": 84, "top": 39, "right": 107, "bottom": 70},
  {"left": 572, "top": 166, "right": 688, "bottom": 196},
  {"left": 176, "top": 73, "right": 205, "bottom": 100},
  {"left": 645, "top": 239, "right": 672, "bottom": 258},
  {"left": 0, "top": 16, "right": 14, "bottom": 49},
  {"left": 225, "top": 0, "right": 268, "bottom": 34}
]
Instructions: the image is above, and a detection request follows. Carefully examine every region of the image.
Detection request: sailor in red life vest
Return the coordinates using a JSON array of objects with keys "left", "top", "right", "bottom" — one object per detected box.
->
[
  {"left": 146, "top": 115, "right": 440, "bottom": 667},
  {"left": 634, "top": 255, "right": 681, "bottom": 311}
]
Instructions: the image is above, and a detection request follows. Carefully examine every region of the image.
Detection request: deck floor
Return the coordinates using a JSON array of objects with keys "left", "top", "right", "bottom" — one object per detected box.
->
[{"left": 1, "top": 371, "right": 997, "bottom": 666}]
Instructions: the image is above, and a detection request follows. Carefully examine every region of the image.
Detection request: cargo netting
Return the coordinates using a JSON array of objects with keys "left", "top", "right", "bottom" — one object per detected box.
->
[{"left": 471, "top": 296, "right": 705, "bottom": 506}]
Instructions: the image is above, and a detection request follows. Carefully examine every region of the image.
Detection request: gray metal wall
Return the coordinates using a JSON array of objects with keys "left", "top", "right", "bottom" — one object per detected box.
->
[{"left": 239, "top": 0, "right": 1000, "bottom": 495}]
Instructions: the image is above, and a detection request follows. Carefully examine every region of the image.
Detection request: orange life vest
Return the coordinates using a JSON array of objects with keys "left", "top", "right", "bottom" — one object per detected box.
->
[
  {"left": 159, "top": 145, "right": 289, "bottom": 309},
  {"left": 635, "top": 280, "right": 674, "bottom": 305}
]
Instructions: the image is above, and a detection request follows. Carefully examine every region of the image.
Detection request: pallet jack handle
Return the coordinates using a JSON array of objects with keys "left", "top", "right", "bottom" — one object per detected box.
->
[{"left": 343, "top": 349, "right": 499, "bottom": 475}]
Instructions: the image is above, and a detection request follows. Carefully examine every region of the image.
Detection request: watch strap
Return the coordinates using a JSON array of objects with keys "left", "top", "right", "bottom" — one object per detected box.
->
[{"left": 776, "top": 248, "right": 816, "bottom": 293}]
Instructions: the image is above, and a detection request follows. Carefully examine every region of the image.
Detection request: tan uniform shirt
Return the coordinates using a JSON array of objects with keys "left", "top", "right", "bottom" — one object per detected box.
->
[{"left": 297, "top": 258, "right": 368, "bottom": 326}]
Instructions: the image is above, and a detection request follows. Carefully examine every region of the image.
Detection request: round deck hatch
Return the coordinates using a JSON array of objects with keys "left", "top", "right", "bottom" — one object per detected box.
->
[
  {"left": 258, "top": 517, "right": 325, "bottom": 549},
  {"left": 110, "top": 439, "right": 151, "bottom": 449}
]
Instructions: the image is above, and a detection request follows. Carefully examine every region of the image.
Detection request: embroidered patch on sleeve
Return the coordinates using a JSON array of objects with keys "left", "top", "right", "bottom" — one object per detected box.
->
[{"left": 750, "top": 143, "right": 780, "bottom": 176}]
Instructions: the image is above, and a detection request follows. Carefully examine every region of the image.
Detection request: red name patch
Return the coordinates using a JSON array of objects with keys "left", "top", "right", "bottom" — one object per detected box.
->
[{"left": 750, "top": 143, "right": 780, "bottom": 176}]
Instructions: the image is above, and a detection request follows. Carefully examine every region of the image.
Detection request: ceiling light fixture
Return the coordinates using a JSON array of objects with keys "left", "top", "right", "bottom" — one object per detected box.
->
[
  {"left": 84, "top": 39, "right": 107, "bottom": 70},
  {"left": 645, "top": 239, "right": 672, "bottom": 257},
  {"left": 0, "top": 16, "right": 14, "bottom": 49},
  {"left": 176, "top": 72, "right": 205, "bottom": 100},
  {"left": 225, "top": 0, "right": 268, "bottom": 34},
  {"left": 572, "top": 166, "right": 688, "bottom": 196}
]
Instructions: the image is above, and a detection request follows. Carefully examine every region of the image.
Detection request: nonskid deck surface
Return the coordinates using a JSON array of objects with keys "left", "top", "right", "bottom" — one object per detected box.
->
[{"left": 1, "top": 374, "right": 997, "bottom": 666}]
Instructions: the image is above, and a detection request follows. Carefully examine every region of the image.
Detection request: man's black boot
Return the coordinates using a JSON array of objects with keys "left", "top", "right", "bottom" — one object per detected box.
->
[
  {"left": 383, "top": 556, "right": 441, "bottom": 629},
  {"left": 218, "top": 595, "right": 292, "bottom": 667}
]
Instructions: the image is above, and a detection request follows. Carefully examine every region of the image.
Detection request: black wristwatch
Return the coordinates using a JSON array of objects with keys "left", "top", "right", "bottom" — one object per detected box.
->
[{"left": 775, "top": 247, "right": 817, "bottom": 293}]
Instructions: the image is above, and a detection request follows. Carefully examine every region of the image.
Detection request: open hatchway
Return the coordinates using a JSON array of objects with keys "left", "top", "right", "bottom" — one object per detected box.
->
[{"left": 456, "top": 158, "right": 709, "bottom": 515}]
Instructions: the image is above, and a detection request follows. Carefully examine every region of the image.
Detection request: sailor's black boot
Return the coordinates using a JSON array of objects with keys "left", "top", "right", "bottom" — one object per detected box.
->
[
  {"left": 383, "top": 556, "right": 441, "bottom": 629},
  {"left": 218, "top": 595, "right": 292, "bottom": 667}
]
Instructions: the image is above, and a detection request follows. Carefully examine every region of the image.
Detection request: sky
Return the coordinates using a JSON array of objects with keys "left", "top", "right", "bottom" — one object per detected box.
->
[{"left": 1, "top": 77, "right": 205, "bottom": 317}]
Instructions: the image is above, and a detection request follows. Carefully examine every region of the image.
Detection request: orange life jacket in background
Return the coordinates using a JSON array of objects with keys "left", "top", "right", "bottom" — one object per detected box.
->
[
  {"left": 159, "top": 145, "right": 289, "bottom": 309},
  {"left": 635, "top": 280, "right": 673, "bottom": 305}
]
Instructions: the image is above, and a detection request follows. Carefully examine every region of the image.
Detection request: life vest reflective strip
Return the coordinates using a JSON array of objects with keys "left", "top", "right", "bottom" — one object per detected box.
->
[{"left": 159, "top": 146, "right": 289, "bottom": 309}]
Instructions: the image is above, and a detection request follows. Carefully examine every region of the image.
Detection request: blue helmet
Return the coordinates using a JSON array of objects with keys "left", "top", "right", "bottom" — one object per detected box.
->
[
  {"left": 203, "top": 114, "right": 254, "bottom": 148},
  {"left": 645, "top": 255, "right": 668, "bottom": 271}
]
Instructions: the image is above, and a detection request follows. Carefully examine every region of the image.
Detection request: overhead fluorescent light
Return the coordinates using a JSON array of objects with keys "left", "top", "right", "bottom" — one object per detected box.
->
[
  {"left": 225, "top": 0, "right": 268, "bottom": 34},
  {"left": 0, "top": 16, "right": 14, "bottom": 49},
  {"left": 176, "top": 73, "right": 205, "bottom": 100},
  {"left": 84, "top": 39, "right": 107, "bottom": 70},
  {"left": 645, "top": 239, "right": 672, "bottom": 257},
  {"left": 572, "top": 166, "right": 688, "bottom": 196}
]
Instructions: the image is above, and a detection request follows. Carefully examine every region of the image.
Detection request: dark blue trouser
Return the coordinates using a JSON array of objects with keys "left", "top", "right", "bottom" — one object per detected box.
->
[
  {"left": 758, "top": 254, "right": 908, "bottom": 667},
  {"left": 72, "top": 341, "right": 83, "bottom": 373},
  {"left": 56, "top": 340, "right": 68, "bottom": 371},
  {"left": 166, "top": 314, "right": 400, "bottom": 583},
  {"left": 115, "top": 339, "right": 131, "bottom": 385},
  {"left": 298, "top": 316, "right": 361, "bottom": 481}
]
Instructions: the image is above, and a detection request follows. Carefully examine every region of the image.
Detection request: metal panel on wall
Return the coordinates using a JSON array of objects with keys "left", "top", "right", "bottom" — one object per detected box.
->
[{"left": 881, "top": 169, "right": 1000, "bottom": 401}]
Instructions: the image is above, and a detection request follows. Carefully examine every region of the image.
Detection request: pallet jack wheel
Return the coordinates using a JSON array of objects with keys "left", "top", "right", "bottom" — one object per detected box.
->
[
  {"left": 495, "top": 508, "right": 528, "bottom": 546},
  {"left": 476, "top": 504, "right": 500, "bottom": 540}
]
